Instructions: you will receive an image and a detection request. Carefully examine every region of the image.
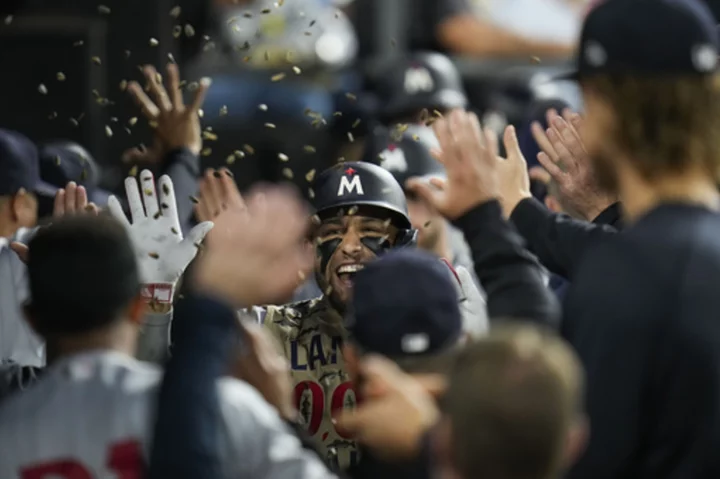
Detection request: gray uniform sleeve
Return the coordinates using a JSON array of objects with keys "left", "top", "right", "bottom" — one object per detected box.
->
[
  {"left": 136, "top": 311, "right": 173, "bottom": 364},
  {"left": 217, "top": 378, "right": 337, "bottom": 479}
]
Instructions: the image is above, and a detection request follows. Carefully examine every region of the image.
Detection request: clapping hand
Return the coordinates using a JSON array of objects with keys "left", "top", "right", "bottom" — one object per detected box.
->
[
  {"left": 127, "top": 63, "right": 210, "bottom": 157},
  {"left": 531, "top": 109, "right": 617, "bottom": 220},
  {"left": 406, "top": 109, "right": 531, "bottom": 220}
]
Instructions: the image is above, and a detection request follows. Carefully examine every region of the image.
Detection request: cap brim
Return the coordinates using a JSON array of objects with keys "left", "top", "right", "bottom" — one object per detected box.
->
[{"left": 34, "top": 180, "right": 58, "bottom": 198}]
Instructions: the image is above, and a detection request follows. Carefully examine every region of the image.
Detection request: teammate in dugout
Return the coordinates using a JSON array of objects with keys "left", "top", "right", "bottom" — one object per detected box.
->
[{"left": 196, "top": 160, "right": 485, "bottom": 470}]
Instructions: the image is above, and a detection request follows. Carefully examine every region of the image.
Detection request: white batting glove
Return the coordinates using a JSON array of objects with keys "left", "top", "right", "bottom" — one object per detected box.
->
[{"left": 107, "top": 170, "right": 213, "bottom": 305}]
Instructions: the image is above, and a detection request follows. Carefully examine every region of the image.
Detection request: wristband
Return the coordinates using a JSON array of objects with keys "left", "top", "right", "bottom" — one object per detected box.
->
[{"left": 140, "top": 283, "right": 175, "bottom": 304}]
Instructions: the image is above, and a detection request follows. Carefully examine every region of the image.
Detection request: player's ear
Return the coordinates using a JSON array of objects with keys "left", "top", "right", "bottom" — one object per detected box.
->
[{"left": 127, "top": 295, "right": 147, "bottom": 325}]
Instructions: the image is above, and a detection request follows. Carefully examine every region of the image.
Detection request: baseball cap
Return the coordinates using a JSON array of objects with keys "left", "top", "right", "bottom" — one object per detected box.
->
[
  {"left": 39, "top": 141, "right": 111, "bottom": 206},
  {"left": 0, "top": 129, "right": 57, "bottom": 198},
  {"left": 347, "top": 249, "right": 462, "bottom": 359},
  {"left": 558, "top": 0, "right": 719, "bottom": 80}
]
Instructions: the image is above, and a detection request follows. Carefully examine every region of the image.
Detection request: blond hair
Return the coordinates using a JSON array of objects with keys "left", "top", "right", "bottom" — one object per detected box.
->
[
  {"left": 584, "top": 74, "right": 720, "bottom": 181},
  {"left": 444, "top": 323, "right": 583, "bottom": 479}
]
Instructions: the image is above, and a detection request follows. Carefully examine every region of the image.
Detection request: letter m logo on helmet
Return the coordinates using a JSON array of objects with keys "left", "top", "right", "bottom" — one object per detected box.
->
[
  {"left": 403, "top": 67, "right": 434, "bottom": 95},
  {"left": 337, "top": 167, "right": 364, "bottom": 196}
]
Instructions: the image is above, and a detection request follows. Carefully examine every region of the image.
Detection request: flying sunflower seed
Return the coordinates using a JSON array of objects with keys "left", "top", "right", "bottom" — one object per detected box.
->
[
  {"left": 243, "top": 144, "right": 255, "bottom": 154},
  {"left": 168, "top": 53, "right": 176, "bottom": 64},
  {"left": 305, "top": 169, "right": 316, "bottom": 182},
  {"left": 194, "top": 242, "right": 204, "bottom": 251},
  {"left": 171, "top": 227, "right": 179, "bottom": 235},
  {"left": 233, "top": 150, "right": 245, "bottom": 159},
  {"left": 4, "top": 15, "right": 12, "bottom": 25},
  {"left": 243, "top": 11, "right": 253, "bottom": 18},
  {"left": 345, "top": 92, "right": 357, "bottom": 101},
  {"left": 282, "top": 168, "right": 294, "bottom": 179},
  {"left": 226, "top": 154, "right": 236, "bottom": 165},
  {"left": 202, "top": 131, "right": 218, "bottom": 141},
  {"left": 424, "top": 221, "right": 432, "bottom": 228},
  {"left": 278, "top": 153, "right": 289, "bottom": 162},
  {"left": 433, "top": 109, "right": 443, "bottom": 118},
  {"left": 70, "top": 118, "right": 79, "bottom": 127},
  {"left": 149, "top": 120, "right": 158, "bottom": 129},
  {"left": 303, "top": 145, "right": 316, "bottom": 153},
  {"left": 54, "top": 156, "right": 61, "bottom": 165},
  {"left": 311, "top": 215, "right": 321, "bottom": 225},
  {"left": 128, "top": 117, "right": 138, "bottom": 126},
  {"left": 264, "top": 123, "right": 276, "bottom": 129},
  {"left": 348, "top": 206, "right": 358, "bottom": 216},
  {"left": 172, "top": 25, "right": 182, "bottom": 38},
  {"left": 325, "top": 286, "right": 333, "bottom": 295},
  {"left": 347, "top": 132, "right": 354, "bottom": 143},
  {"left": 124, "top": 50, "right": 131, "bottom": 58},
  {"left": 219, "top": 105, "right": 228, "bottom": 116},
  {"left": 258, "top": 103, "right": 268, "bottom": 111},
  {"left": 162, "top": 183, "right": 170, "bottom": 195},
  {"left": 149, "top": 38, "right": 159, "bottom": 47},
  {"left": 144, "top": 188, "right": 153, "bottom": 196},
  {"left": 184, "top": 24, "right": 195, "bottom": 37},
  {"left": 190, "top": 196, "right": 199, "bottom": 204},
  {"left": 333, "top": 111, "right": 342, "bottom": 117},
  {"left": 298, "top": 270, "right": 306, "bottom": 281},
  {"left": 73, "top": 40, "right": 84, "bottom": 46},
  {"left": 119, "top": 79, "right": 128, "bottom": 91},
  {"left": 56, "top": 72, "right": 66, "bottom": 81},
  {"left": 352, "top": 118, "right": 361, "bottom": 128},
  {"left": 292, "top": 66, "right": 301, "bottom": 75},
  {"left": 530, "top": 55, "right": 541, "bottom": 64},
  {"left": 38, "top": 84, "right": 48, "bottom": 95},
  {"left": 308, "top": 188, "right": 315, "bottom": 199},
  {"left": 197, "top": 109, "right": 204, "bottom": 118},
  {"left": 170, "top": 6, "right": 181, "bottom": 17},
  {"left": 129, "top": 165, "right": 138, "bottom": 176},
  {"left": 261, "top": 8, "right": 271, "bottom": 14},
  {"left": 383, "top": 219, "right": 392, "bottom": 228},
  {"left": 98, "top": 5, "right": 111, "bottom": 14},
  {"left": 271, "top": 73, "right": 286, "bottom": 82},
  {"left": 148, "top": 252, "right": 160, "bottom": 259},
  {"left": 153, "top": 211, "right": 162, "bottom": 219},
  {"left": 105, "top": 125, "right": 113, "bottom": 137},
  {"left": 91, "top": 56, "right": 102, "bottom": 65},
  {"left": 48, "top": 111, "right": 58, "bottom": 120},
  {"left": 201, "top": 148, "right": 212, "bottom": 156},
  {"left": 161, "top": 202, "right": 169, "bottom": 209}
]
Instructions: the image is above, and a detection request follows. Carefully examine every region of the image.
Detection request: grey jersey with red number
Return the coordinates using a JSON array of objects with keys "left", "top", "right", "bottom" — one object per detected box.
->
[{"left": 0, "top": 351, "right": 335, "bottom": 479}]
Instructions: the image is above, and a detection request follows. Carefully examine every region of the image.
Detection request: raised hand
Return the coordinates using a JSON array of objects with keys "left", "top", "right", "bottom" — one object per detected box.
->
[
  {"left": 195, "top": 168, "right": 246, "bottom": 222},
  {"left": 127, "top": 63, "right": 210, "bottom": 156},
  {"left": 193, "top": 185, "right": 313, "bottom": 308},
  {"left": 531, "top": 109, "right": 616, "bottom": 220},
  {"left": 107, "top": 170, "right": 213, "bottom": 307},
  {"left": 53, "top": 181, "right": 99, "bottom": 217},
  {"left": 406, "top": 109, "right": 531, "bottom": 219}
]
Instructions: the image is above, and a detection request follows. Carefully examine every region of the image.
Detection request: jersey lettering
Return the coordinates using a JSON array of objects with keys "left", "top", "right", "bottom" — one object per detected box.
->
[
  {"left": 404, "top": 67, "right": 434, "bottom": 94},
  {"left": 290, "top": 334, "right": 342, "bottom": 370},
  {"left": 20, "top": 439, "right": 143, "bottom": 479},
  {"left": 337, "top": 175, "right": 364, "bottom": 196}
]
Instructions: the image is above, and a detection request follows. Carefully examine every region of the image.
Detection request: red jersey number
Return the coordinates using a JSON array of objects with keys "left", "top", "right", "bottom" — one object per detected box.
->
[
  {"left": 21, "top": 439, "right": 143, "bottom": 479},
  {"left": 294, "top": 380, "right": 356, "bottom": 439}
]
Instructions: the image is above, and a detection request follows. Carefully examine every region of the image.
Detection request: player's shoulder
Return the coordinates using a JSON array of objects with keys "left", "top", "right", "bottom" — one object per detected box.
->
[{"left": 264, "top": 297, "right": 325, "bottom": 327}]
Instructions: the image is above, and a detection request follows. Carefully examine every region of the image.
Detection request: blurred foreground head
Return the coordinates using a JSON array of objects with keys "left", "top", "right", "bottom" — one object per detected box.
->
[
  {"left": 435, "top": 323, "right": 586, "bottom": 479},
  {"left": 343, "top": 248, "right": 464, "bottom": 385},
  {"left": 25, "top": 214, "right": 144, "bottom": 360},
  {"left": 568, "top": 0, "right": 720, "bottom": 196}
]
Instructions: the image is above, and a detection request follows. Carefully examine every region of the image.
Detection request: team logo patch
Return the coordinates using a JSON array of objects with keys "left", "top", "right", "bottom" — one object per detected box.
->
[
  {"left": 378, "top": 144, "right": 407, "bottom": 172},
  {"left": 337, "top": 167, "right": 364, "bottom": 196}
]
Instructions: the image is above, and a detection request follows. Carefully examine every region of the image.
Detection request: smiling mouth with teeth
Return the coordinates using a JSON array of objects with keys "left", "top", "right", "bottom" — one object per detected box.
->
[{"left": 336, "top": 264, "right": 364, "bottom": 284}]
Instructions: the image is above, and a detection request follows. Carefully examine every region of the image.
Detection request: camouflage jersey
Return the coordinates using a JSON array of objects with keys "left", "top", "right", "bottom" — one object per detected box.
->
[{"left": 260, "top": 296, "right": 359, "bottom": 470}]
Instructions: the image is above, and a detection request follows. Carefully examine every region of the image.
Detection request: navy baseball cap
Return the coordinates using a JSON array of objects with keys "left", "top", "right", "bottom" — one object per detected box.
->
[
  {"left": 559, "top": 0, "right": 719, "bottom": 80},
  {"left": 39, "top": 142, "right": 111, "bottom": 206},
  {"left": 0, "top": 129, "right": 57, "bottom": 198},
  {"left": 347, "top": 249, "right": 462, "bottom": 359}
]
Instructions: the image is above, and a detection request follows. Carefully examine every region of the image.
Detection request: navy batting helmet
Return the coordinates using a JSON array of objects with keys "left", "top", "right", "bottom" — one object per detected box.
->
[
  {"left": 377, "top": 51, "right": 468, "bottom": 121},
  {"left": 311, "top": 161, "right": 417, "bottom": 247}
]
